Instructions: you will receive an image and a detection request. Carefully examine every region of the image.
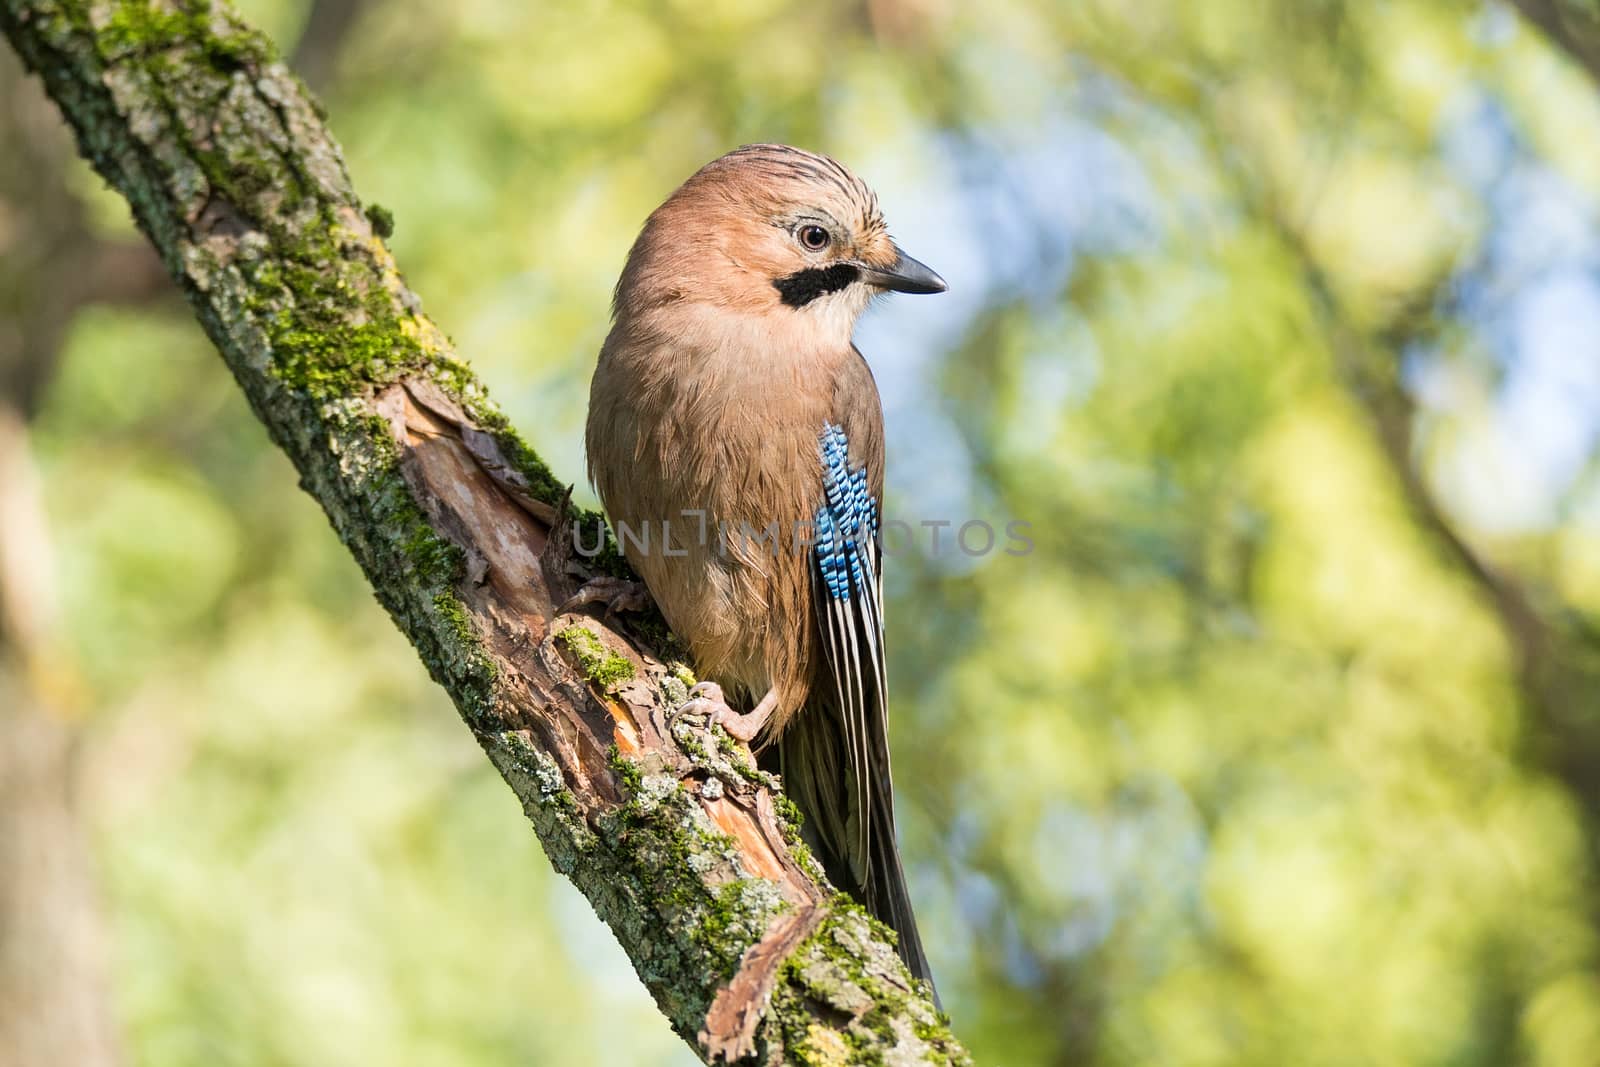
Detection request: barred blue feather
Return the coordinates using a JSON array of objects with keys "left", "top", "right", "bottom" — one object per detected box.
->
[{"left": 816, "top": 422, "right": 879, "bottom": 600}]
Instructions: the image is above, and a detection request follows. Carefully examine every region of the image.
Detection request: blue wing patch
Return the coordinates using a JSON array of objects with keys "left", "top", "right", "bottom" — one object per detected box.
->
[{"left": 815, "top": 422, "right": 880, "bottom": 601}]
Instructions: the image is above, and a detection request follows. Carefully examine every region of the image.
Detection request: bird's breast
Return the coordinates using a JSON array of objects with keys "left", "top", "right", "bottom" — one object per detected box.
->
[
  {"left": 608, "top": 328, "right": 838, "bottom": 524},
  {"left": 587, "top": 328, "right": 845, "bottom": 696}
]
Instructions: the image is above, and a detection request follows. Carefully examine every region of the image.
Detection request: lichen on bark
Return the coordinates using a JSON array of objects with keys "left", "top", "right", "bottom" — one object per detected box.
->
[{"left": 0, "top": 0, "right": 969, "bottom": 1061}]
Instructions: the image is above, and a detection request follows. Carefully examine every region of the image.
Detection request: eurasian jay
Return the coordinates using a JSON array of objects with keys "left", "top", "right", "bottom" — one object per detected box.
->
[{"left": 584, "top": 144, "right": 946, "bottom": 994}]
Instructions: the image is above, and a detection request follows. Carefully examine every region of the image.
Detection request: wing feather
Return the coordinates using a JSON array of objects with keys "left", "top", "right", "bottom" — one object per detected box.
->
[
  {"left": 811, "top": 423, "right": 888, "bottom": 888},
  {"left": 788, "top": 418, "right": 936, "bottom": 997}
]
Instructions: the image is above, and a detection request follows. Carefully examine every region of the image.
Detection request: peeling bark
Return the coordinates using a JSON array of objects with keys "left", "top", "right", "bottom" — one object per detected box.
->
[{"left": 0, "top": 0, "right": 966, "bottom": 1061}]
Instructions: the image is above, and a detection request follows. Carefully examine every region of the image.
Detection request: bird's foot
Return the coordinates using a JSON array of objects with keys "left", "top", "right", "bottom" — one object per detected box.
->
[
  {"left": 558, "top": 575, "right": 652, "bottom": 619},
  {"left": 672, "top": 683, "right": 778, "bottom": 745}
]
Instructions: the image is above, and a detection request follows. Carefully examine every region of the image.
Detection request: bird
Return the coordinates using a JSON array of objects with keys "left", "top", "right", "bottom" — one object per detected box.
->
[{"left": 582, "top": 144, "right": 947, "bottom": 996}]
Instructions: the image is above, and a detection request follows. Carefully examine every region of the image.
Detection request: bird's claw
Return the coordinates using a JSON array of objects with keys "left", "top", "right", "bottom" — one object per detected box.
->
[
  {"left": 670, "top": 681, "right": 727, "bottom": 731},
  {"left": 670, "top": 682, "right": 771, "bottom": 744},
  {"left": 687, "top": 680, "right": 726, "bottom": 704},
  {"left": 559, "top": 576, "right": 652, "bottom": 619}
]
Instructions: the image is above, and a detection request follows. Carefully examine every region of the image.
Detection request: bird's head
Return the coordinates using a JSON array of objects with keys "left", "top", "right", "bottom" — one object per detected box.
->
[{"left": 613, "top": 144, "right": 945, "bottom": 349}]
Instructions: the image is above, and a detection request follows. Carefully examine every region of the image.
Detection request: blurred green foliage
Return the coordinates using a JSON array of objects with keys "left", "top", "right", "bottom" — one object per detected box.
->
[{"left": 9, "top": 0, "right": 1600, "bottom": 1063}]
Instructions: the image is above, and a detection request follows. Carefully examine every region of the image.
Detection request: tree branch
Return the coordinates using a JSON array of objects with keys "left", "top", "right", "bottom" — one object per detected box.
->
[
  {"left": 0, "top": 0, "right": 964, "bottom": 1061},
  {"left": 1506, "top": 0, "right": 1600, "bottom": 88}
]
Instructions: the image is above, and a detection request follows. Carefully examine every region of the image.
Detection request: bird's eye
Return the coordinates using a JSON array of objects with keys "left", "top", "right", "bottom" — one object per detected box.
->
[{"left": 798, "top": 225, "right": 830, "bottom": 251}]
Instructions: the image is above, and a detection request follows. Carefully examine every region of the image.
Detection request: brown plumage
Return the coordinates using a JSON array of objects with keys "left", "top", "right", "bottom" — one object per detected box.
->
[{"left": 585, "top": 144, "right": 946, "bottom": 994}]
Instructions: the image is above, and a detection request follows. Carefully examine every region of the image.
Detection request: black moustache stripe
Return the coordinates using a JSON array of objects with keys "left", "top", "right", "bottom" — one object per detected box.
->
[{"left": 774, "top": 264, "right": 860, "bottom": 308}]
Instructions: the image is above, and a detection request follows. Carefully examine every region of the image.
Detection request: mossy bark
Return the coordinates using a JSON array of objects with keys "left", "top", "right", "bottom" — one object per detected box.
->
[{"left": 0, "top": 0, "right": 969, "bottom": 1061}]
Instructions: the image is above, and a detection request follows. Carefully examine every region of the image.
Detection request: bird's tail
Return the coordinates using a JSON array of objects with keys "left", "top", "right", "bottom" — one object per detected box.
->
[{"left": 768, "top": 703, "right": 939, "bottom": 1004}]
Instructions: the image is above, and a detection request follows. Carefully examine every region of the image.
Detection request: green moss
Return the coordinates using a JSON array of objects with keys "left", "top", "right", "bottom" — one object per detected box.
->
[
  {"left": 431, "top": 591, "right": 476, "bottom": 646},
  {"left": 556, "top": 626, "right": 636, "bottom": 688},
  {"left": 279, "top": 319, "right": 408, "bottom": 393},
  {"left": 769, "top": 791, "right": 828, "bottom": 885},
  {"left": 771, "top": 791, "right": 805, "bottom": 829},
  {"left": 608, "top": 744, "right": 643, "bottom": 794},
  {"left": 671, "top": 727, "right": 709, "bottom": 764},
  {"left": 770, "top": 898, "right": 965, "bottom": 1064},
  {"left": 912, "top": 1011, "right": 957, "bottom": 1047},
  {"left": 600, "top": 777, "right": 783, "bottom": 995},
  {"left": 99, "top": 2, "right": 193, "bottom": 52},
  {"left": 478, "top": 411, "right": 567, "bottom": 507},
  {"left": 99, "top": 0, "right": 275, "bottom": 70},
  {"left": 364, "top": 202, "right": 395, "bottom": 238},
  {"left": 237, "top": 220, "right": 443, "bottom": 400},
  {"left": 401, "top": 521, "right": 465, "bottom": 588}
]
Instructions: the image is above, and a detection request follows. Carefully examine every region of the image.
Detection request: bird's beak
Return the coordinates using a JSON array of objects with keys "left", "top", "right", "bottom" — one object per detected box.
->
[{"left": 858, "top": 244, "right": 947, "bottom": 294}]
